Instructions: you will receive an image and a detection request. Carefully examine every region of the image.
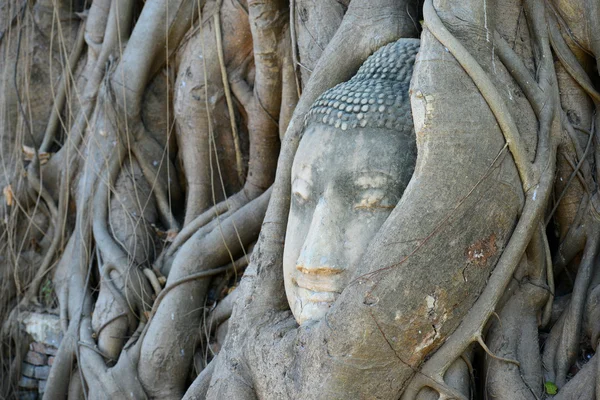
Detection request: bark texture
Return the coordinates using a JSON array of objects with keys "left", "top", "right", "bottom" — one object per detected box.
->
[{"left": 0, "top": 0, "right": 599, "bottom": 399}]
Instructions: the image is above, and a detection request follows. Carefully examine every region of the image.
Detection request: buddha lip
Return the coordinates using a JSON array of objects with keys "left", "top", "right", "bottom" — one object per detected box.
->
[
  {"left": 295, "top": 265, "right": 343, "bottom": 276},
  {"left": 298, "top": 287, "right": 338, "bottom": 303},
  {"left": 294, "top": 276, "right": 340, "bottom": 300}
]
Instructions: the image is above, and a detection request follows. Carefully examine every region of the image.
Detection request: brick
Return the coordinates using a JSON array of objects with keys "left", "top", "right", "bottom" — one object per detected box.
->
[
  {"left": 18, "top": 376, "right": 38, "bottom": 390},
  {"left": 25, "top": 351, "right": 47, "bottom": 366},
  {"left": 38, "top": 380, "right": 47, "bottom": 394},
  {"left": 29, "top": 342, "right": 47, "bottom": 354},
  {"left": 34, "top": 365, "right": 50, "bottom": 380},
  {"left": 21, "top": 363, "right": 36, "bottom": 378},
  {"left": 16, "top": 391, "right": 38, "bottom": 400},
  {"left": 47, "top": 356, "right": 54, "bottom": 366},
  {"left": 30, "top": 342, "right": 58, "bottom": 356}
]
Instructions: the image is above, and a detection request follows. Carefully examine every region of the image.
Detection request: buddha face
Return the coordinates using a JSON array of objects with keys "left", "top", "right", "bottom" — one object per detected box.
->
[{"left": 283, "top": 123, "right": 414, "bottom": 325}]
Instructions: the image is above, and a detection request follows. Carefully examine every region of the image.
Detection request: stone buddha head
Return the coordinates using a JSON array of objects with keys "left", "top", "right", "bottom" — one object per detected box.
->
[{"left": 283, "top": 39, "right": 420, "bottom": 325}]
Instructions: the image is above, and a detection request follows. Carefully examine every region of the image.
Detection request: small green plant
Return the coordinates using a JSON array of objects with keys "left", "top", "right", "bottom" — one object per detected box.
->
[
  {"left": 544, "top": 381, "right": 558, "bottom": 395},
  {"left": 40, "top": 279, "right": 54, "bottom": 307}
]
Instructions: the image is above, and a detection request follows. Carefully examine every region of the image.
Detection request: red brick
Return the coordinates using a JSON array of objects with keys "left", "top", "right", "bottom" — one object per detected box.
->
[
  {"left": 21, "top": 363, "right": 35, "bottom": 378},
  {"left": 29, "top": 342, "right": 47, "bottom": 354},
  {"left": 24, "top": 351, "right": 47, "bottom": 366},
  {"left": 18, "top": 376, "right": 38, "bottom": 389},
  {"left": 34, "top": 365, "right": 50, "bottom": 379}
]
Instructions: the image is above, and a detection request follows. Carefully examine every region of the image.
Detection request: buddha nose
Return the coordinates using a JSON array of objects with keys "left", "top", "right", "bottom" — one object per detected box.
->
[{"left": 296, "top": 197, "right": 344, "bottom": 275}]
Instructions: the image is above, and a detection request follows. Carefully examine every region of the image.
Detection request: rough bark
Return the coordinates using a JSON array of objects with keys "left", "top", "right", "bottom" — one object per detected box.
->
[{"left": 1, "top": 0, "right": 600, "bottom": 398}]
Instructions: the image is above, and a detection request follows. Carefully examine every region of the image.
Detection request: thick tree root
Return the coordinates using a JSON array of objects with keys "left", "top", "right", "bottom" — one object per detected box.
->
[{"left": 402, "top": 0, "right": 559, "bottom": 397}]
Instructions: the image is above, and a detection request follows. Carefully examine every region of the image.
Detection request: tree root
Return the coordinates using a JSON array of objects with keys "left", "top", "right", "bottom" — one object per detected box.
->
[
  {"left": 149, "top": 254, "right": 249, "bottom": 321},
  {"left": 214, "top": 3, "right": 245, "bottom": 185},
  {"left": 14, "top": 0, "right": 600, "bottom": 398},
  {"left": 19, "top": 157, "right": 64, "bottom": 306},
  {"left": 182, "top": 357, "right": 216, "bottom": 400},
  {"left": 402, "top": 0, "right": 559, "bottom": 398},
  {"left": 553, "top": 353, "right": 596, "bottom": 400},
  {"left": 422, "top": 0, "right": 534, "bottom": 191},
  {"left": 138, "top": 187, "right": 270, "bottom": 397},
  {"left": 543, "top": 222, "right": 600, "bottom": 387}
]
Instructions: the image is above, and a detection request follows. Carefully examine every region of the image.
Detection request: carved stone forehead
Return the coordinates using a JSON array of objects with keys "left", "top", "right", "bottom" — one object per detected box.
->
[{"left": 304, "top": 39, "right": 420, "bottom": 134}]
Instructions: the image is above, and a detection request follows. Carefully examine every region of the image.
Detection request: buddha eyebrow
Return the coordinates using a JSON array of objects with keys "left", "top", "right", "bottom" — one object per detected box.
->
[
  {"left": 294, "top": 164, "right": 313, "bottom": 183},
  {"left": 354, "top": 172, "right": 396, "bottom": 188}
]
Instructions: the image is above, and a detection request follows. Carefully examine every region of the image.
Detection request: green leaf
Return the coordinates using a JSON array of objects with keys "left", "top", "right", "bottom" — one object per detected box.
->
[{"left": 545, "top": 381, "right": 558, "bottom": 395}]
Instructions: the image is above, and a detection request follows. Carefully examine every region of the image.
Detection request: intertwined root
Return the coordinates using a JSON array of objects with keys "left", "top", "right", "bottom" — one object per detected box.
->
[
  {"left": 403, "top": 1, "right": 600, "bottom": 399},
  {"left": 3, "top": 0, "right": 600, "bottom": 398},
  {"left": 0, "top": 0, "right": 293, "bottom": 397}
]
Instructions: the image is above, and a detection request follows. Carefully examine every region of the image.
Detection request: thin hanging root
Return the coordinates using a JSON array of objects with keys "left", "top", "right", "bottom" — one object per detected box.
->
[
  {"left": 158, "top": 206, "right": 238, "bottom": 275},
  {"left": 164, "top": 198, "right": 231, "bottom": 258},
  {"left": 495, "top": 29, "right": 587, "bottom": 171},
  {"left": 131, "top": 144, "right": 179, "bottom": 231},
  {"left": 563, "top": 123, "right": 592, "bottom": 179},
  {"left": 214, "top": 4, "right": 245, "bottom": 186},
  {"left": 143, "top": 268, "right": 162, "bottom": 296},
  {"left": 289, "top": 0, "right": 302, "bottom": 98},
  {"left": 547, "top": 10, "right": 600, "bottom": 184},
  {"left": 20, "top": 160, "right": 63, "bottom": 305},
  {"left": 475, "top": 335, "right": 520, "bottom": 367},
  {"left": 101, "top": 264, "right": 137, "bottom": 329},
  {"left": 545, "top": 120, "right": 595, "bottom": 225},
  {"left": 460, "top": 353, "right": 476, "bottom": 394},
  {"left": 541, "top": 222, "right": 555, "bottom": 327},
  {"left": 41, "top": 15, "right": 87, "bottom": 153},
  {"left": 493, "top": 32, "right": 545, "bottom": 116},
  {"left": 94, "top": 311, "right": 129, "bottom": 338},
  {"left": 92, "top": 148, "right": 130, "bottom": 269},
  {"left": 149, "top": 255, "right": 248, "bottom": 321},
  {"left": 77, "top": 340, "right": 115, "bottom": 363},
  {"left": 562, "top": 154, "right": 589, "bottom": 191}
]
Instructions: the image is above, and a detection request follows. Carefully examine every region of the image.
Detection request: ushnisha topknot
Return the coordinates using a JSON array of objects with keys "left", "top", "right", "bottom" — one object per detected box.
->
[{"left": 304, "top": 38, "right": 420, "bottom": 133}]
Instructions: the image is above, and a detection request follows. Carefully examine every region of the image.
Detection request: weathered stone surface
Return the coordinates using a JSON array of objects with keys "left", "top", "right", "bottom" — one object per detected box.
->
[
  {"left": 34, "top": 365, "right": 50, "bottom": 379},
  {"left": 18, "top": 376, "right": 38, "bottom": 389},
  {"left": 18, "top": 312, "right": 63, "bottom": 347},
  {"left": 21, "top": 362, "right": 36, "bottom": 378},
  {"left": 24, "top": 351, "right": 47, "bottom": 366},
  {"left": 47, "top": 356, "right": 55, "bottom": 366},
  {"left": 44, "top": 345, "right": 57, "bottom": 356}
]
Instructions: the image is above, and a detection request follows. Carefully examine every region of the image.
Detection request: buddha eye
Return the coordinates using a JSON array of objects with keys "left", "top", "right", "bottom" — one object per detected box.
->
[
  {"left": 353, "top": 189, "right": 396, "bottom": 211},
  {"left": 352, "top": 173, "right": 399, "bottom": 211},
  {"left": 292, "top": 178, "right": 312, "bottom": 205}
]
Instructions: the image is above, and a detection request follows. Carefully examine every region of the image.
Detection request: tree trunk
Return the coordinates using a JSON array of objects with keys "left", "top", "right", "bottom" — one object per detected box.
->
[{"left": 0, "top": 0, "right": 599, "bottom": 399}]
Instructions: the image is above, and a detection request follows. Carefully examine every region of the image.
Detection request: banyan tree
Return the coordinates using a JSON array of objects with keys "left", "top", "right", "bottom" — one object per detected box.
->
[{"left": 1, "top": 0, "right": 600, "bottom": 399}]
